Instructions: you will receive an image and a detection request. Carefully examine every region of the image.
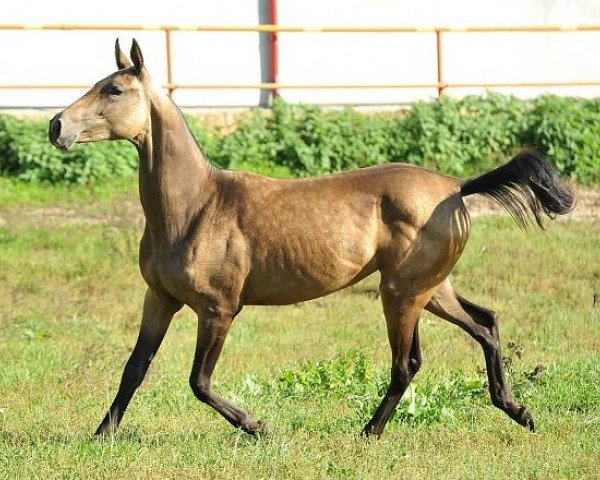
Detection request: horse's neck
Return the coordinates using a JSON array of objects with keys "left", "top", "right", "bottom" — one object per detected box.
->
[{"left": 137, "top": 94, "right": 216, "bottom": 247}]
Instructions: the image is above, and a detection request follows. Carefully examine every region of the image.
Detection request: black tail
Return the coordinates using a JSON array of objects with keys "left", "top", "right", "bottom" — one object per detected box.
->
[{"left": 461, "top": 152, "right": 575, "bottom": 229}]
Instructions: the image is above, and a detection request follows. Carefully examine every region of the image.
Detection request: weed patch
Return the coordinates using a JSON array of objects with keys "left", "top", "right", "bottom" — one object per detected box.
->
[{"left": 2, "top": 94, "right": 600, "bottom": 185}]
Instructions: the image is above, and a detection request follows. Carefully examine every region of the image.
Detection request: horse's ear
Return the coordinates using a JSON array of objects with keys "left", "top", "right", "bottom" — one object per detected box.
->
[
  {"left": 115, "top": 38, "right": 133, "bottom": 70},
  {"left": 130, "top": 38, "right": 145, "bottom": 74}
]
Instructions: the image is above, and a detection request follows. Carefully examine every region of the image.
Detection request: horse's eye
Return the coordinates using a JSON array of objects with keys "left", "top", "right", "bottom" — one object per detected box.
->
[{"left": 104, "top": 85, "right": 123, "bottom": 96}]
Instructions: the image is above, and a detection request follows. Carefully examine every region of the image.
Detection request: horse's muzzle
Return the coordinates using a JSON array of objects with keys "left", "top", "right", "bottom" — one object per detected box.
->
[
  {"left": 48, "top": 113, "right": 76, "bottom": 151},
  {"left": 48, "top": 114, "right": 62, "bottom": 146}
]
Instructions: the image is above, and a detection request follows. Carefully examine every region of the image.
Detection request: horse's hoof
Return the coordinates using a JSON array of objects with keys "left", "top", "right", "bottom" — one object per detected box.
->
[
  {"left": 517, "top": 406, "right": 535, "bottom": 432},
  {"left": 360, "top": 424, "right": 381, "bottom": 440},
  {"left": 93, "top": 423, "right": 118, "bottom": 440},
  {"left": 243, "top": 419, "right": 269, "bottom": 436},
  {"left": 93, "top": 430, "right": 114, "bottom": 441},
  {"left": 254, "top": 420, "right": 270, "bottom": 436}
]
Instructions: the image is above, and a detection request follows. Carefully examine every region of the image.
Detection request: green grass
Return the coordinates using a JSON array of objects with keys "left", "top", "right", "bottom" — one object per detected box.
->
[
  {"left": 0, "top": 205, "right": 598, "bottom": 479},
  {"left": 0, "top": 177, "right": 137, "bottom": 207}
]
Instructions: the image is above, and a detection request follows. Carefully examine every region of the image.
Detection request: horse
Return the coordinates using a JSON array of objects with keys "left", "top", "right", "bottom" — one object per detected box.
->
[{"left": 48, "top": 39, "right": 574, "bottom": 438}]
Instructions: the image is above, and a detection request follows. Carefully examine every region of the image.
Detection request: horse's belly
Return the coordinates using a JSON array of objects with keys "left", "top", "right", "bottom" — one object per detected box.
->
[{"left": 243, "top": 231, "right": 378, "bottom": 305}]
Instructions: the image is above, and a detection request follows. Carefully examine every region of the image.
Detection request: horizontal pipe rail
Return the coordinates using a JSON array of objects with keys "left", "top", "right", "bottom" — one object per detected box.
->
[
  {"left": 170, "top": 81, "right": 600, "bottom": 90},
  {"left": 3, "top": 81, "right": 600, "bottom": 90},
  {"left": 1, "top": 24, "right": 599, "bottom": 99},
  {"left": 2, "top": 24, "right": 600, "bottom": 32}
]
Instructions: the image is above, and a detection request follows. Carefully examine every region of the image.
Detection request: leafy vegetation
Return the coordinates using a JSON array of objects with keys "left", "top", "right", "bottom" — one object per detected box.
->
[
  {"left": 2, "top": 93, "right": 600, "bottom": 186},
  {"left": 238, "top": 349, "right": 488, "bottom": 427},
  {"left": 525, "top": 95, "right": 600, "bottom": 182}
]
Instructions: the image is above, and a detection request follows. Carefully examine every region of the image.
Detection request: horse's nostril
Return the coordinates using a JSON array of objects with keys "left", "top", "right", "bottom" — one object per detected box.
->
[{"left": 49, "top": 115, "right": 62, "bottom": 141}]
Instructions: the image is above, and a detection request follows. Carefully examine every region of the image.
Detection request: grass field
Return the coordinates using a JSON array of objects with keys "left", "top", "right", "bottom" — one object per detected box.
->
[{"left": 0, "top": 189, "right": 598, "bottom": 479}]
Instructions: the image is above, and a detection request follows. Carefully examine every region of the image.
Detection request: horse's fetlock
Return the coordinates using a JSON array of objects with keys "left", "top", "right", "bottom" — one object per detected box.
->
[{"left": 490, "top": 391, "right": 515, "bottom": 412}]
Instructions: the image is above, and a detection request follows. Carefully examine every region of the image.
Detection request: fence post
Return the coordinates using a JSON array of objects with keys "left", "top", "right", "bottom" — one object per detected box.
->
[
  {"left": 436, "top": 29, "right": 445, "bottom": 96},
  {"left": 269, "top": 0, "right": 280, "bottom": 101},
  {"left": 165, "top": 28, "right": 175, "bottom": 97}
]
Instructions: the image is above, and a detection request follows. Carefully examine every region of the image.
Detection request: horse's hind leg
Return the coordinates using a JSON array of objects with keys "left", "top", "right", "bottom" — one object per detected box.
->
[
  {"left": 426, "top": 279, "right": 535, "bottom": 431},
  {"left": 361, "top": 279, "right": 428, "bottom": 437}
]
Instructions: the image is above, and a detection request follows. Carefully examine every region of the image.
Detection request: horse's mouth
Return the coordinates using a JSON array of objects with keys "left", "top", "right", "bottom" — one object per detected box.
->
[{"left": 53, "top": 133, "right": 78, "bottom": 151}]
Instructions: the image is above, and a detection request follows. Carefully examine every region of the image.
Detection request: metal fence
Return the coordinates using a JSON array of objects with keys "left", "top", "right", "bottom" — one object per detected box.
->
[{"left": 1, "top": 23, "right": 600, "bottom": 102}]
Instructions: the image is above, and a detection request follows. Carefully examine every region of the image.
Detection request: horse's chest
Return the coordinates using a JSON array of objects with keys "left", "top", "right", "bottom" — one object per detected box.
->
[
  {"left": 139, "top": 248, "right": 187, "bottom": 291},
  {"left": 139, "top": 239, "right": 247, "bottom": 312}
]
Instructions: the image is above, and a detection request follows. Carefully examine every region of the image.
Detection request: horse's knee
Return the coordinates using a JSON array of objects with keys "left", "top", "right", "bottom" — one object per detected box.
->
[{"left": 189, "top": 377, "right": 211, "bottom": 403}]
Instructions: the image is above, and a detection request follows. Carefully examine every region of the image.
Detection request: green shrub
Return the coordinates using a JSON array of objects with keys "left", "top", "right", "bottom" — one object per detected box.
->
[
  {"left": 1, "top": 94, "right": 599, "bottom": 185},
  {"left": 526, "top": 95, "right": 600, "bottom": 183},
  {"left": 231, "top": 94, "right": 599, "bottom": 183},
  {"left": 396, "top": 93, "right": 532, "bottom": 175}
]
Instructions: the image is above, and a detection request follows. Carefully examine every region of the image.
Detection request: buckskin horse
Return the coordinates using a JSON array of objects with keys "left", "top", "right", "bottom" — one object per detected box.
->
[{"left": 48, "top": 39, "right": 574, "bottom": 438}]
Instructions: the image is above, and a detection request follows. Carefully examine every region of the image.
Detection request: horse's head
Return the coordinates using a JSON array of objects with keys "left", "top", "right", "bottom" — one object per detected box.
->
[{"left": 49, "top": 39, "right": 151, "bottom": 150}]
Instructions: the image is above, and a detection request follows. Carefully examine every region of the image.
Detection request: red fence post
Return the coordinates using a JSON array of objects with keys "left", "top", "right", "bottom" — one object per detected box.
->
[{"left": 269, "top": 0, "right": 280, "bottom": 100}]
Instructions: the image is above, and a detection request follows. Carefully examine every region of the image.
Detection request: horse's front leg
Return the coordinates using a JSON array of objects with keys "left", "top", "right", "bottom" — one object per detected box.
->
[
  {"left": 95, "top": 288, "right": 182, "bottom": 437},
  {"left": 189, "top": 311, "right": 264, "bottom": 434}
]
